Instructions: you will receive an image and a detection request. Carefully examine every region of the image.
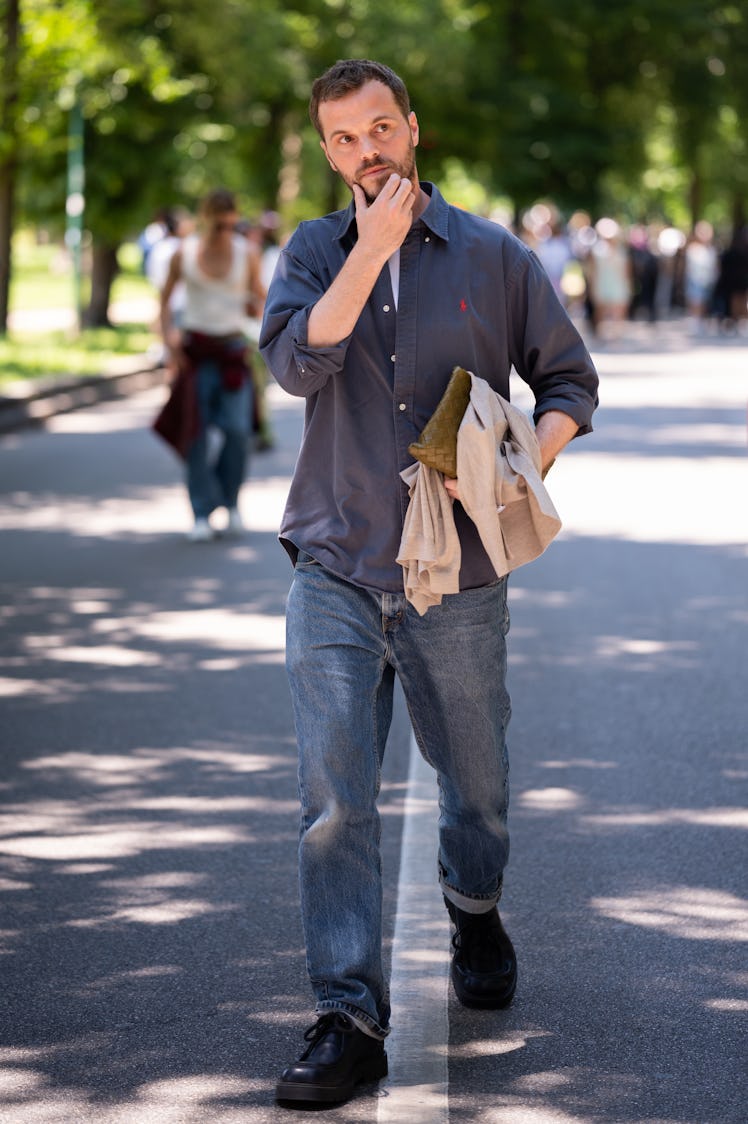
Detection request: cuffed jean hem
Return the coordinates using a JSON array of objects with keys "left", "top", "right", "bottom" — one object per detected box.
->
[
  {"left": 440, "top": 870, "right": 503, "bottom": 914},
  {"left": 316, "top": 1000, "right": 390, "bottom": 1040}
]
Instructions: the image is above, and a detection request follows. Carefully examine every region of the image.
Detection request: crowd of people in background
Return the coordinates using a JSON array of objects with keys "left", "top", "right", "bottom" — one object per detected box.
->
[
  {"left": 139, "top": 192, "right": 746, "bottom": 543},
  {"left": 137, "top": 194, "right": 747, "bottom": 542},
  {"left": 517, "top": 203, "right": 748, "bottom": 341},
  {"left": 140, "top": 198, "right": 748, "bottom": 354}
]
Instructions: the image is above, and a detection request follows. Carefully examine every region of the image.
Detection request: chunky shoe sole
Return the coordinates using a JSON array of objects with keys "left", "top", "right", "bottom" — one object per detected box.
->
[
  {"left": 451, "top": 966, "right": 517, "bottom": 1009},
  {"left": 276, "top": 1052, "right": 388, "bottom": 1105}
]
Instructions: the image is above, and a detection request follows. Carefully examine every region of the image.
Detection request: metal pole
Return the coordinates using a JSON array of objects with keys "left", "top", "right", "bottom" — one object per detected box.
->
[{"left": 65, "top": 97, "right": 85, "bottom": 331}]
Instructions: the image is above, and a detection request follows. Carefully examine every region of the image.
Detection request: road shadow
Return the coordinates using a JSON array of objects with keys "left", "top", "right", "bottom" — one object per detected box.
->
[
  {"left": 1, "top": 368, "right": 746, "bottom": 1120},
  {"left": 447, "top": 532, "right": 747, "bottom": 1123},
  {"left": 0, "top": 390, "right": 408, "bottom": 1121}
]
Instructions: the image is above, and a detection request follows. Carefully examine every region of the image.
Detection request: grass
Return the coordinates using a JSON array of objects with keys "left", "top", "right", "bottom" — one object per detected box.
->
[
  {"left": 1, "top": 234, "right": 159, "bottom": 387},
  {"left": 0, "top": 326, "right": 157, "bottom": 386},
  {"left": 9, "top": 234, "right": 153, "bottom": 310}
]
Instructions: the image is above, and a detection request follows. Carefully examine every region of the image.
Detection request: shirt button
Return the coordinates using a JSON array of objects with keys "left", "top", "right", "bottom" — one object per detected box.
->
[
  {"left": 424, "top": 236, "right": 431, "bottom": 243},
  {"left": 383, "top": 304, "right": 390, "bottom": 312},
  {"left": 390, "top": 354, "right": 396, "bottom": 362},
  {"left": 398, "top": 403, "right": 406, "bottom": 411}
]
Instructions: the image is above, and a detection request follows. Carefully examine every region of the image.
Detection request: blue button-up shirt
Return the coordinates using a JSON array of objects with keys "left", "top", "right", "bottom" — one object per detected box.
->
[{"left": 260, "top": 182, "right": 599, "bottom": 593}]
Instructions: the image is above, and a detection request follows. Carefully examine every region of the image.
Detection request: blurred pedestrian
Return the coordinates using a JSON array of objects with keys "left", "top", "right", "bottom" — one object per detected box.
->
[
  {"left": 714, "top": 226, "right": 748, "bottom": 333},
  {"left": 155, "top": 188, "right": 265, "bottom": 541},
  {"left": 684, "top": 222, "right": 719, "bottom": 335},
  {"left": 146, "top": 208, "right": 193, "bottom": 362},
  {"left": 628, "top": 224, "right": 658, "bottom": 324},
  {"left": 588, "top": 218, "right": 631, "bottom": 339},
  {"left": 147, "top": 210, "right": 193, "bottom": 313},
  {"left": 261, "top": 58, "right": 598, "bottom": 1107},
  {"left": 240, "top": 212, "right": 282, "bottom": 452},
  {"left": 535, "top": 215, "right": 574, "bottom": 306},
  {"left": 258, "top": 210, "right": 284, "bottom": 291},
  {"left": 653, "top": 224, "right": 687, "bottom": 318},
  {"left": 567, "top": 211, "right": 597, "bottom": 327},
  {"left": 137, "top": 209, "right": 170, "bottom": 275}
]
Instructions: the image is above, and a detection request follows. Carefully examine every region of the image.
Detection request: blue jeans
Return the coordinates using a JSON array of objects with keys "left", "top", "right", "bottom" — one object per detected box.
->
[
  {"left": 186, "top": 346, "right": 252, "bottom": 519},
  {"left": 285, "top": 554, "right": 512, "bottom": 1037}
]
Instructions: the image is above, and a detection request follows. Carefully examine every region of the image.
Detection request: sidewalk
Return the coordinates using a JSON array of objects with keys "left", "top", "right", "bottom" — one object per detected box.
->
[
  {"left": 0, "top": 355, "right": 166, "bottom": 434},
  {"left": 0, "top": 297, "right": 165, "bottom": 434},
  {"left": 0, "top": 299, "right": 272, "bottom": 435},
  {"left": 3, "top": 311, "right": 745, "bottom": 435}
]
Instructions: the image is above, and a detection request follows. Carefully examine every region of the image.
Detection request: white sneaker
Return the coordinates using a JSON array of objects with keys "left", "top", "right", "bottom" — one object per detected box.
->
[
  {"left": 187, "top": 517, "right": 214, "bottom": 542},
  {"left": 225, "top": 508, "right": 245, "bottom": 536}
]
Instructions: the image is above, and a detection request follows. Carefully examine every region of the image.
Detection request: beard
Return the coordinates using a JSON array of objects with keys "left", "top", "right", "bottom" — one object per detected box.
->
[{"left": 335, "top": 141, "right": 417, "bottom": 203}]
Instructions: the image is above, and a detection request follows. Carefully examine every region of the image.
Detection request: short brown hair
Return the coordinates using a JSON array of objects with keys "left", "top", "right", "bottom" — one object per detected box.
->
[
  {"left": 200, "top": 188, "right": 237, "bottom": 217},
  {"left": 309, "top": 59, "right": 411, "bottom": 138}
]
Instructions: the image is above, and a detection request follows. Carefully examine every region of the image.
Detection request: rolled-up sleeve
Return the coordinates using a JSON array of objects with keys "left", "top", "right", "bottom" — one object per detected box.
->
[
  {"left": 257, "top": 184, "right": 598, "bottom": 594},
  {"left": 259, "top": 228, "right": 352, "bottom": 398},
  {"left": 507, "top": 249, "right": 599, "bottom": 435}
]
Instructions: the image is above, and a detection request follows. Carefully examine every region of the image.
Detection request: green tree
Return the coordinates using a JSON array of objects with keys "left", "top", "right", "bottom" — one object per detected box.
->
[
  {"left": 0, "top": 0, "right": 20, "bottom": 334},
  {"left": 37, "top": 0, "right": 214, "bottom": 324},
  {"left": 6, "top": 0, "right": 748, "bottom": 333}
]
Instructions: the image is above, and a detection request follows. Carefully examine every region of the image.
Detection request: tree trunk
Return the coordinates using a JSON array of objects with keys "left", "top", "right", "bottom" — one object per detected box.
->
[
  {"left": 278, "top": 125, "right": 303, "bottom": 213},
  {"left": 261, "top": 102, "right": 285, "bottom": 212},
  {"left": 0, "top": 157, "right": 15, "bottom": 337},
  {"left": 688, "top": 172, "right": 702, "bottom": 232},
  {"left": 0, "top": 0, "right": 20, "bottom": 335},
  {"left": 84, "top": 241, "right": 119, "bottom": 328}
]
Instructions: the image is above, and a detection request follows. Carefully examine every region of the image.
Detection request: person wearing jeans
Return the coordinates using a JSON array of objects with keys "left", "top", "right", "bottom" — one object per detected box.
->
[
  {"left": 287, "top": 554, "right": 512, "bottom": 1036},
  {"left": 260, "top": 59, "right": 599, "bottom": 1107},
  {"left": 160, "top": 188, "right": 265, "bottom": 541},
  {"left": 183, "top": 334, "right": 253, "bottom": 528}
]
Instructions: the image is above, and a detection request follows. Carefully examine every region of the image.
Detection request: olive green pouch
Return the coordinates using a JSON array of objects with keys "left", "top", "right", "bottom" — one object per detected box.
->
[{"left": 408, "top": 366, "right": 472, "bottom": 478}]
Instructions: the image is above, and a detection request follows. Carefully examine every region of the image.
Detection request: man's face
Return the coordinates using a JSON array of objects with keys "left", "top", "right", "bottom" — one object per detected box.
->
[{"left": 318, "top": 80, "right": 419, "bottom": 203}]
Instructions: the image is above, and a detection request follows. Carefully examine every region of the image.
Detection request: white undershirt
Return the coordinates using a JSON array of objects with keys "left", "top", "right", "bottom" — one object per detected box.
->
[
  {"left": 388, "top": 250, "right": 400, "bottom": 309},
  {"left": 181, "top": 234, "right": 248, "bottom": 335}
]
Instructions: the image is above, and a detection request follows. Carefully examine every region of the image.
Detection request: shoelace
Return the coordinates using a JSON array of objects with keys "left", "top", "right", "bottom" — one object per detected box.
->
[{"left": 301, "top": 1012, "right": 354, "bottom": 1056}]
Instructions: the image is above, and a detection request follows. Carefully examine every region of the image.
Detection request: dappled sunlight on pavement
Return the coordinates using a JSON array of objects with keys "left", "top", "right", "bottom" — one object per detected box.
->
[
  {"left": 592, "top": 887, "right": 748, "bottom": 941},
  {"left": 1, "top": 319, "right": 746, "bottom": 1121}
]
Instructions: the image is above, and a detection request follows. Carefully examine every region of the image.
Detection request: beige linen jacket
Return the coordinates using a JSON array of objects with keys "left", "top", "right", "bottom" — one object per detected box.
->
[{"left": 397, "top": 372, "right": 562, "bottom": 615}]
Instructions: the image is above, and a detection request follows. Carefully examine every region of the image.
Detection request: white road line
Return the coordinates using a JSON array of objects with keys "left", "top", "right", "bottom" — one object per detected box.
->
[{"left": 378, "top": 732, "right": 450, "bottom": 1123}]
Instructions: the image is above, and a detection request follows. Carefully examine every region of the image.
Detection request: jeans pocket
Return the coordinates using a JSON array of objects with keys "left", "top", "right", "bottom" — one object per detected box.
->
[{"left": 295, "top": 550, "right": 319, "bottom": 569}]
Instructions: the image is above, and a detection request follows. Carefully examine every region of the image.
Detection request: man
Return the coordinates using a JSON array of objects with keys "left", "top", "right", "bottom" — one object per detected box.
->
[{"left": 260, "top": 59, "right": 598, "bottom": 1107}]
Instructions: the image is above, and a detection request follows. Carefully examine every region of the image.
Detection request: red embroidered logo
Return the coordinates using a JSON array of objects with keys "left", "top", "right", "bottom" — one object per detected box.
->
[{"left": 459, "top": 299, "right": 468, "bottom": 312}]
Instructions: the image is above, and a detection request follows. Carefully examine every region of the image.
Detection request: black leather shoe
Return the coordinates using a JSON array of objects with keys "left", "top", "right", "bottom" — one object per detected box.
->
[
  {"left": 445, "top": 897, "right": 517, "bottom": 1008},
  {"left": 276, "top": 1012, "right": 388, "bottom": 1106}
]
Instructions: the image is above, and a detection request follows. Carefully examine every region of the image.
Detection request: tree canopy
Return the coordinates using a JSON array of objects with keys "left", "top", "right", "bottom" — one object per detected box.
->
[{"left": 1, "top": 0, "right": 746, "bottom": 324}]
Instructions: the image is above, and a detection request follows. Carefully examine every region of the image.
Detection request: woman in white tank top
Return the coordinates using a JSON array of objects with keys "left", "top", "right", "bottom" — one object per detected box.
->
[{"left": 158, "top": 189, "right": 266, "bottom": 541}]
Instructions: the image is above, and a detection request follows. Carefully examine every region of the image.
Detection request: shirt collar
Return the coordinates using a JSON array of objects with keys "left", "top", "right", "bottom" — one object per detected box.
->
[{"left": 334, "top": 181, "right": 450, "bottom": 243}]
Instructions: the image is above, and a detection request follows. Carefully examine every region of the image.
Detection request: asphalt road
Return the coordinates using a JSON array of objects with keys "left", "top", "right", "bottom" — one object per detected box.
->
[{"left": 0, "top": 320, "right": 746, "bottom": 1123}]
